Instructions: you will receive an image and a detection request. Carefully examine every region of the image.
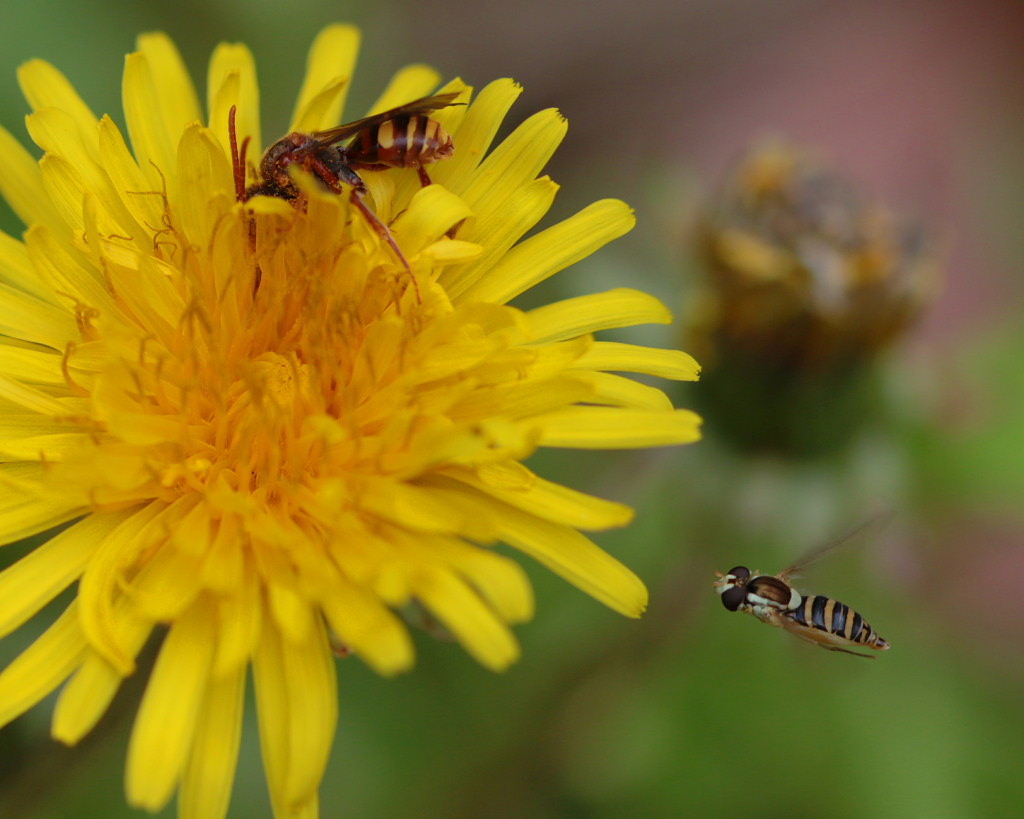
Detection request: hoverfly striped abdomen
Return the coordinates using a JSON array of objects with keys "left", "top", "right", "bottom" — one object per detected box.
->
[
  {"left": 786, "top": 594, "right": 889, "bottom": 650},
  {"left": 713, "top": 514, "right": 893, "bottom": 657},
  {"left": 344, "top": 114, "right": 454, "bottom": 170}
]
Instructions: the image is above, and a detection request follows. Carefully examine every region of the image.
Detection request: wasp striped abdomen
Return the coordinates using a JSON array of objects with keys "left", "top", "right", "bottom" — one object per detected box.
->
[
  {"left": 345, "top": 115, "right": 454, "bottom": 170},
  {"left": 786, "top": 594, "right": 889, "bottom": 650}
]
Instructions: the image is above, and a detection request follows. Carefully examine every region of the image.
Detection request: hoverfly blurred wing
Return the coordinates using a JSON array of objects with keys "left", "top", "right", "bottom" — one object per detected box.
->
[
  {"left": 777, "top": 509, "right": 894, "bottom": 584},
  {"left": 309, "top": 92, "right": 463, "bottom": 145}
]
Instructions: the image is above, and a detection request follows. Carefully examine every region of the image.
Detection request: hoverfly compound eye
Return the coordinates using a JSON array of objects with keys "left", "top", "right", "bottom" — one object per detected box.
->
[
  {"left": 727, "top": 566, "right": 751, "bottom": 580},
  {"left": 721, "top": 585, "right": 747, "bottom": 612}
]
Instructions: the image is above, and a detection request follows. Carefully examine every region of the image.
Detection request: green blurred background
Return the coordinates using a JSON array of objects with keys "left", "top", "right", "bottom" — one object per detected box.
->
[{"left": 0, "top": 1, "right": 1022, "bottom": 817}]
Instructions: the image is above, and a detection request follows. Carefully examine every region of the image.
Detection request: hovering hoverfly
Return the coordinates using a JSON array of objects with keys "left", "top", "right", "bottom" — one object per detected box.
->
[
  {"left": 713, "top": 516, "right": 891, "bottom": 657},
  {"left": 229, "top": 92, "right": 462, "bottom": 297}
]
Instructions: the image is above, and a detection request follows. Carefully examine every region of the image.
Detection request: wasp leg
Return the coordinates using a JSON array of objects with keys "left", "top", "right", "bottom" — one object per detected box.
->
[
  {"left": 348, "top": 189, "right": 422, "bottom": 303},
  {"left": 415, "top": 166, "right": 461, "bottom": 239}
]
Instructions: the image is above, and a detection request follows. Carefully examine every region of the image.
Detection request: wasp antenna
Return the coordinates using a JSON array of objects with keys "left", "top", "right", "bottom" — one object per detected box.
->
[{"left": 229, "top": 106, "right": 246, "bottom": 202}]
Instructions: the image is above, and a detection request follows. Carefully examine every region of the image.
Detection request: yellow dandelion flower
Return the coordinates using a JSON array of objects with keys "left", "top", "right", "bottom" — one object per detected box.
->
[{"left": 0, "top": 24, "right": 701, "bottom": 819}]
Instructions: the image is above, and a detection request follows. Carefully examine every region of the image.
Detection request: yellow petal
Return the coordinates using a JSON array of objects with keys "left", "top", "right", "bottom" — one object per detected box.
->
[
  {"left": 27, "top": 118, "right": 146, "bottom": 245},
  {"left": 0, "top": 511, "right": 128, "bottom": 639},
  {"left": 290, "top": 23, "right": 360, "bottom": 132},
  {"left": 0, "top": 344, "right": 63, "bottom": 383},
  {"left": 251, "top": 622, "right": 289, "bottom": 818},
  {"left": 25, "top": 106, "right": 99, "bottom": 178},
  {"left": 0, "top": 281, "right": 76, "bottom": 348},
  {"left": 289, "top": 77, "right": 349, "bottom": 138},
  {"left": 368, "top": 64, "right": 443, "bottom": 114},
  {"left": 432, "top": 78, "right": 473, "bottom": 127},
  {"left": 173, "top": 123, "right": 234, "bottom": 246},
  {"left": 0, "top": 375, "right": 65, "bottom": 415},
  {"left": 37, "top": 152, "right": 86, "bottom": 232},
  {"left": 53, "top": 608, "right": 153, "bottom": 744},
  {"left": 102, "top": 254, "right": 183, "bottom": 345},
  {"left": 358, "top": 476, "right": 490, "bottom": 536},
  {"left": 0, "top": 601, "right": 87, "bottom": 729},
  {"left": 179, "top": 663, "right": 246, "bottom": 819},
  {"left": 537, "top": 407, "right": 703, "bottom": 448},
  {"left": 25, "top": 222, "right": 115, "bottom": 313},
  {"left": 210, "top": 569, "right": 261, "bottom": 677},
  {"left": 253, "top": 618, "right": 337, "bottom": 814},
  {"left": 97, "top": 115, "right": 163, "bottom": 236},
  {"left": 0, "top": 123, "right": 65, "bottom": 231},
  {"left": 268, "top": 582, "right": 315, "bottom": 645},
  {"left": 0, "top": 415, "right": 90, "bottom": 439},
  {"left": 440, "top": 467, "right": 635, "bottom": 531},
  {"left": 124, "top": 39, "right": 202, "bottom": 185},
  {"left": 574, "top": 341, "right": 702, "bottom": 381},
  {"left": 391, "top": 184, "right": 473, "bottom": 256},
  {"left": 462, "top": 199, "right": 635, "bottom": 304},
  {"left": 0, "top": 228, "right": 56, "bottom": 302},
  {"left": 126, "top": 599, "right": 215, "bottom": 812},
  {"left": 432, "top": 78, "right": 523, "bottom": 191},
  {"left": 527, "top": 288, "right": 673, "bottom": 343},
  {"left": 449, "top": 375, "right": 594, "bottom": 422},
  {"left": 319, "top": 578, "right": 414, "bottom": 676},
  {"left": 125, "top": 536, "right": 202, "bottom": 622},
  {"left": 0, "top": 431, "right": 88, "bottom": 461},
  {"left": 198, "top": 516, "right": 245, "bottom": 595},
  {"left": 78, "top": 501, "right": 167, "bottom": 675},
  {"left": 420, "top": 238, "right": 483, "bottom": 264},
  {"left": 136, "top": 32, "right": 203, "bottom": 137},
  {"left": 0, "top": 462, "right": 86, "bottom": 543},
  {"left": 207, "top": 41, "right": 260, "bottom": 161},
  {"left": 441, "top": 176, "right": 559, "bottom": 300},
  {"left": 429, "top": 535, "right": 535, "bottom": 623},
  {"left": 414, "top": 565, "right": 520, "bottom": 671},
  {"left": 571, "top": 370, "right": 675, "bottom": 410},
  {"left": 458, "top": 107, "right": 567, "bottom": 212},
  {"left": 18, "top": 59, "right": 98, "bottom": 133},
  {"left": 487, "top": 495, "right": 648, "bottom": 617}
]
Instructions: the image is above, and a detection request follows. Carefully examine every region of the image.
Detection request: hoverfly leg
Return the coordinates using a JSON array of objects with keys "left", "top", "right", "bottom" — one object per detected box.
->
[{"left": 826, "top": 646, "right": 876, "bottom": 659}]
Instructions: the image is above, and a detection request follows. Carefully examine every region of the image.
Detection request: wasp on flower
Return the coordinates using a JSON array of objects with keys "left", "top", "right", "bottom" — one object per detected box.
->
[
  {"left": 0, "top": 23, "right": 701, "bottom": 819},
  {"left": 233, "top": 92, "right": 463, "bottom": 297}
]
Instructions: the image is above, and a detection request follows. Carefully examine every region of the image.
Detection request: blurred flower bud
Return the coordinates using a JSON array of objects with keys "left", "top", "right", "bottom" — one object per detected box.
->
[{"left": 690, "top": 140, "right": 939, "bottom": 456}]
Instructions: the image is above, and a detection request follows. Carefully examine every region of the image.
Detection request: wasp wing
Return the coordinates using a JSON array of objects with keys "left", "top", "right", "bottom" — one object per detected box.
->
[
  {"left": 777, "top": 509, "right": 894, "bottom": 583},
  {"left": 309, "top": 93, "right": 464, "bottom": 145}
]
